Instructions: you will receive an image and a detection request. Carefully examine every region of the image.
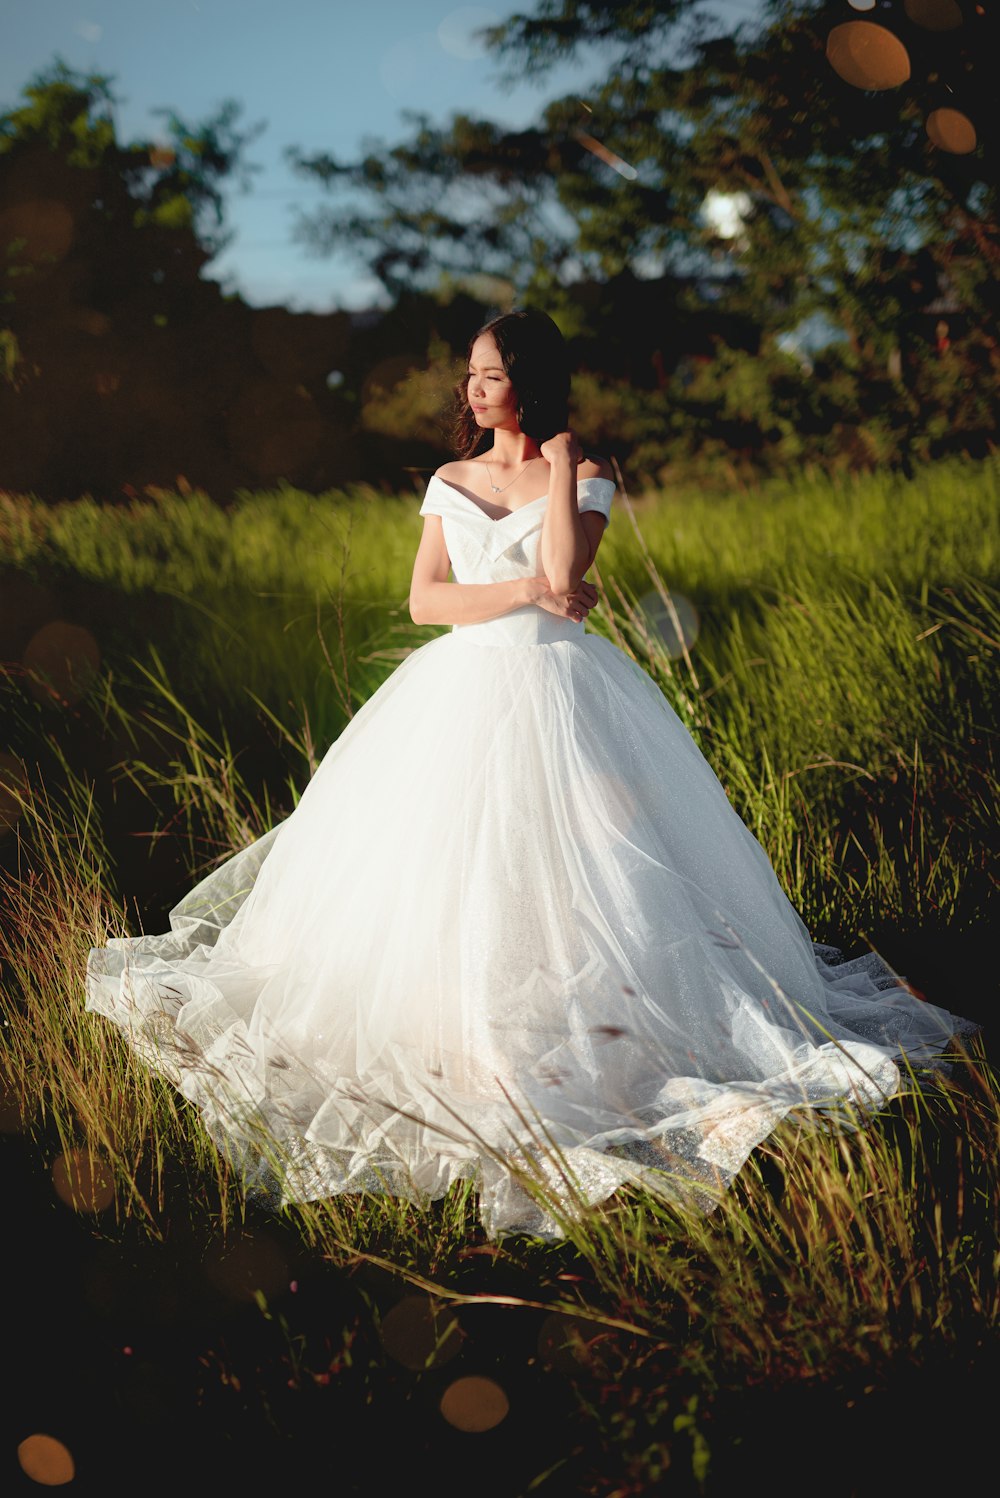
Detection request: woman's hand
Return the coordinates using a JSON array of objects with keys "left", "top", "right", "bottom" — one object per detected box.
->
[
  {"left": 539, "top": 430, "right": 582, "bottom": 469},
  {"left": 526, "top": 573, "right": 598, "bottom": 622}
]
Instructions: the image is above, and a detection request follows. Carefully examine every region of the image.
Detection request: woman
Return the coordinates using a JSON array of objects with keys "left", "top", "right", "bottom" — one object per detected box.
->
[{"left": 86, "top": 310, "right": 977, "bottom": 1239}]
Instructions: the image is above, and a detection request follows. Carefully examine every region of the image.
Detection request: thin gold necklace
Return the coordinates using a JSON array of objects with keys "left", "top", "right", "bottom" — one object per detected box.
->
[{"left": 485, "top": 456, "right": 540, "bottom": 494}]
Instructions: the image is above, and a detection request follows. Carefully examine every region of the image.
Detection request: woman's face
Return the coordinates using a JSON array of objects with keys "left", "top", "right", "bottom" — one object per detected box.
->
[{"left": 466, "top": 334, "right": 518, "bottom": 431}]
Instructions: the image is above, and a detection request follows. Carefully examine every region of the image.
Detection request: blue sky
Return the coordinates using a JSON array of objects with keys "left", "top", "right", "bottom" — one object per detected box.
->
[
  {"left": 0, "top": 0, "right": 610, "bottom": 310},
  {"left": 1, "top": 0, "right": 756, "bottom": 312}
]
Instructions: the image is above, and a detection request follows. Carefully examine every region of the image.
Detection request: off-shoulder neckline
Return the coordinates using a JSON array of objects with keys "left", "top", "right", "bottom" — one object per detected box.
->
[{"left": 429, "top": 472, "right": 614, "bottom": 524}]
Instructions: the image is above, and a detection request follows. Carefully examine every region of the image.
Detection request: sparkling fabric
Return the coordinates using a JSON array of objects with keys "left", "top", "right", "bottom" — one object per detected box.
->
[{"left": 85, "top": 475, "right": 978, "bottom": 1239}]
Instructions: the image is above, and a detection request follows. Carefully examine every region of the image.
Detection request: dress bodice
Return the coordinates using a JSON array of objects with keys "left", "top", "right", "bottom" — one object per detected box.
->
[{"left": 418, "top": 473, "right": 616, "bottom": 647}]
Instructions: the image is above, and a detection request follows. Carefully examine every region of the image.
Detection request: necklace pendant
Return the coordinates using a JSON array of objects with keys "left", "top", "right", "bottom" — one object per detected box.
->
[{"left": 490, "top": 485, "right": 501, "bottom": 493}]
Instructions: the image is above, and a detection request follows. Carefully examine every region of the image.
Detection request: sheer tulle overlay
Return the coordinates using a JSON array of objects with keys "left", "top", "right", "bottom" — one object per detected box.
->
[{"left": 86, "top": 476, "right": 977, "bottom": 1237}]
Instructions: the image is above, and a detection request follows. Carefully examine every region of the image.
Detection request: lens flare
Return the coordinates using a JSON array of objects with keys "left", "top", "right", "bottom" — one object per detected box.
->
[
  {"left": 51, "top": 1148, "right": 115, "bottom": 1213},
  {"left": 224, "top": 379, "right": 325, "bottom": 480},
  {"left": 361, "top": 354, "right": 419, "bottom": 404},
  {"left": 701, "top": 189, "right": 751, "bottom": 240},
  {"left": 0, "top": 198, "right": 74, "bottom": 264},
  {"left": 379, "top": 1295, "right": 464, "bottom": 1370},
  {"left": 904, "top": 0, "right": 963, "bottom": 28},
  {"left": 201, "top": 1232, "right": 289, "bottom": 1302},
  {"left": 826, "top": 22, "right": 912, "bottom": 89},
  {"left": 926, "top": 107, "right": 977, "bottom": 153},
  {"left": 22, "top": 621, "right": 100, "bottom": 707},
  {"left": 636, "top": 589, "right": 700, "bottom": 658},
  {"left": 379, "top": 34, "right": 441, "bottom": 102},
  {"left": 574, "top": 130, "right": 638, "bottom": 181},
  {"left": 70, "top": 307, "right": 111, "bottom": 336},
  {"left": 537, "top": 1312, "right": 617, "bottom": 1378},
  {"left": 438, "top": 7, "right": 500, "bottom": 60},
  {"left": 17, "top": 1433, "right": 75, "bottom": 1486},
  {"left": 0, "top": 751, "right": 28, "bottom": 835},
  {"left": 439, "top": 1374, "right": 510, "bottom": 1432},
  {"left": 0, "top": 1073, "right": 26, "bottom": 1134}
]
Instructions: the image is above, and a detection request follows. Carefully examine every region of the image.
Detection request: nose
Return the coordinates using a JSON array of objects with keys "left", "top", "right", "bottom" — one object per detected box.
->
[{"left": 468, "top": 375, "right": 484, "bottom": 401}]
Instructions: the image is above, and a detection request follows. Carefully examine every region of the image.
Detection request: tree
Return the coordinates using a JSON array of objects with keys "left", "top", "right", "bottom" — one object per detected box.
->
[
  {"left": 0, "top": 60, "right": 357, "bottom": 502},
  {"left": 286, "top": 0, "right": 999, "bottom": 477}
]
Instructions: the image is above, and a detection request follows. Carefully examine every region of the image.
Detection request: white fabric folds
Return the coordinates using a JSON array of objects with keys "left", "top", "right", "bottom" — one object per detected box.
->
[{"left": 85, "top": 475, "right": 977, "bottom": 1238}]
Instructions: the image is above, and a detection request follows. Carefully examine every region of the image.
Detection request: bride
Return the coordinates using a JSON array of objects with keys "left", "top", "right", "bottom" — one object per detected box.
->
[{"left": 86, "top": 309, "right": 977, "bottom": 1238}]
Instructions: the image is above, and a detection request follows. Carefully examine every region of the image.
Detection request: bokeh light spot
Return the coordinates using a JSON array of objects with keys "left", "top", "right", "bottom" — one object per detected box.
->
[
  {"left": 82, "top": 1239, "right": 188, "bottom": 1326},
  {"left": 201, "top": 1232, "right": 289, "bottom": 1303},
  {"left": 0, "top": 1073, "right": 27, "bottom": 1134},
  {"left": 380, "top": 1295, "right": 464, "bottom": 1370},
  {"left": 224, "top": 378, "right": 324, "bottom": 480},
  {"left": 17, "top": 1433, "right": 75, "bottom": 1486},
  {"left": 378, "top": 34, "right": 441, "bottom": 102},
  {"left": 0, "top": 576, "right": 57, "bottom": 662},
  {"left": 438, "top": 7, "right": 500, "bottom": 60},
  {"left": 537, "top": 1312, "right": 617, "bottom": 1379},
  {"left": 636, "top": 589, "right": 700, "bottom": 658},
  {"left": 0, "top": 751, "right": 28, "bottom": 835},
  {"left": 701, "top": 189, "right": 751, "bottom": 240},
  {"left": 361, "top": 354, "right": 419, "bottom": 405},
  {"left": 826, "top": 22, "right": 912, "bottom": 89},
  {"left": 903, "top": 0, "right": 963, "bottom": 29},
  {"left": 847, "top": 0, "right": 877, "bottom": 9},
  {"left": 22, "top": 621, "right": 100, "bottom": 707},
  {"left": 0, "top": 199, "right": 75, "bottom": 264},
  {"left": 70, "top": 307, "right": 111, "bottom": 337},
  {"left": 439, "top": 1374, "right": 510, "bottom": 1432},
  {"left": 51, "top": 1147, "right": 115, "bottom": 1213},
  {"left": 926, "top": 107, "right": 977, "bottom": 153}
]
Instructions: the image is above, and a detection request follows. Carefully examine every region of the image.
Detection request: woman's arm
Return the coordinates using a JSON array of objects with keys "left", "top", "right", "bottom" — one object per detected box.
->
[
  {"left": 408, "top": 515, "right": 532, "bottom": 625},
  {"left": 538, "top": 436, "right": 613, "bottom": 594},
  {"left": 408, "top": 514, "right": 598, "bottom": 627}
]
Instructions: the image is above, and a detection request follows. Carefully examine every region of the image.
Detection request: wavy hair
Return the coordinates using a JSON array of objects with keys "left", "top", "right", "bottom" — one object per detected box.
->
[{"left": 450, "top": 309, "right": 571, "bottom": 458}]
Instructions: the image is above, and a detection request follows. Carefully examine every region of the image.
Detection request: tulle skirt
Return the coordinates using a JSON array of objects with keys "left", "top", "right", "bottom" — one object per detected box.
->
[{"left": 85, "top": 616, "right": 977, "bottom": 1237}]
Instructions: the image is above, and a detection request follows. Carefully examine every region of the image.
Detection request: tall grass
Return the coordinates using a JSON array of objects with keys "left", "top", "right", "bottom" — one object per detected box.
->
[
  {"left": 1, "top": 726, "right": 995, "bottom": 1489},
  {"left": 4, "top": 458, "right": 998, "bottom": 596},
  {"left": 0, "top": 460, "right": 997, "bottom": 1489},
  {"left": 3, "top": 458, "right": 997, "bottom": 921}
]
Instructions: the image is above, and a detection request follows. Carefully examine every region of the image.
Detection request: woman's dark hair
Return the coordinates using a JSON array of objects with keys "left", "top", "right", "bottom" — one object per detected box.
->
[{"left": 451, "top": 308, "right": 571, "bottom": 458}]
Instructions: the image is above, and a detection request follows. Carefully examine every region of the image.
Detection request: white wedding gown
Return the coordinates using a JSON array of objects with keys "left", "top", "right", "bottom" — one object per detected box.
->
[{"left": 86, "top": 475, "right": 977, "bottom": 1237}]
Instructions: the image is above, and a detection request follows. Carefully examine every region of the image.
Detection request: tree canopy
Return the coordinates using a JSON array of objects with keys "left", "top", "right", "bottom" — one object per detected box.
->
[{"left": 286, "top": 0, "right": 998, "bottom": 478}]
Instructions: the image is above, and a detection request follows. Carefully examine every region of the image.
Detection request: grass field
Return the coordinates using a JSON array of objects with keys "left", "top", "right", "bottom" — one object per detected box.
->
[{"left": 0, "top": 457, "right": 997, "bottom": 1493}]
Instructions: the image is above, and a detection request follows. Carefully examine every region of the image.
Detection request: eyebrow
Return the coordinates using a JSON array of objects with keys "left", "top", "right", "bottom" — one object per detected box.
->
[{"left": 468, "top": 360, "right": 505, "bottom": 370}]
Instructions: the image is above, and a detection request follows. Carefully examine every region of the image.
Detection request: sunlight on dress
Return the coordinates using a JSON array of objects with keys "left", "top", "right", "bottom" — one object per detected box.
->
[{"left": 85, "top": 476, "right": 978, "bottom": 1238}]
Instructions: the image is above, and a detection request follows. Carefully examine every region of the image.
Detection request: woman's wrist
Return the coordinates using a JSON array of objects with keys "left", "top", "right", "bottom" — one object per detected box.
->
[{"left": 546, "top": 453, "right": 574, "bottom": 476}]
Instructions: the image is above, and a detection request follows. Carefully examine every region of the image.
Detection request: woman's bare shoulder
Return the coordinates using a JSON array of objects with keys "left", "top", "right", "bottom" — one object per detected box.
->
[
  {"left": 578, "top": 453, "right": 615, "bottom": 483},
  {"left": 434, "top": 459, "right": 482, "bottom": 483}
]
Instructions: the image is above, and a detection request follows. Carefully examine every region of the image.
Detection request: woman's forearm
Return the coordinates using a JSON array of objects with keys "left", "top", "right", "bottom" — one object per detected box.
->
[
  {"left": 409, "top": 576, "right": 531, "bottom": 626},
  {"left": 540, "top": 455, "right": 591, "bottom": 594}
]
